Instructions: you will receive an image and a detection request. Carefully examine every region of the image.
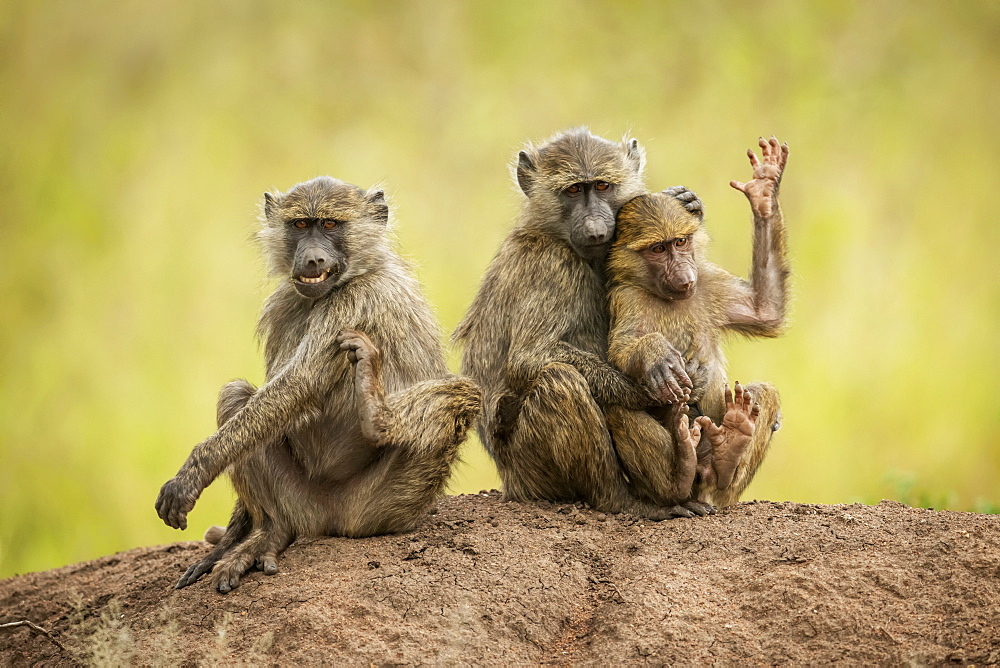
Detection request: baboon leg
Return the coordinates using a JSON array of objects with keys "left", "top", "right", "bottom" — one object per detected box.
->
[
  {"left": 210, "top": 520, "right": 293, "bottom": 594},
  {"left": 497, "top": 363, "right": 684, "bottom": 519},
  {"left": 703, "top": 381, "right": 780, "bottom": 508},
  {"left": 174, "top": 380, "right": 262, "bottom": 590},
  {"left": 605, "top": 406, "right": 698, "bottom": 508},
  {"left": 175, "top": 500, "right": 252, "bottom": 589},
  {"left": 338, "top": 376, "right": 482, "bottom": 536},
  {"left": 217, "top": 379, "right": 257, "bottom": 427}
]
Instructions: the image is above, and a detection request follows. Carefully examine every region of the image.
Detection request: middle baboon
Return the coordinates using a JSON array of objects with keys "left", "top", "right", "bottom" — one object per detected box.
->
[{"left": 455, "top": 128, "right": 701, "bottom": 519}]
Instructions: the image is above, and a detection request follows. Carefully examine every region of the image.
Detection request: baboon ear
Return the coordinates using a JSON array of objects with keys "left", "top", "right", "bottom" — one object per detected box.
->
[
  {"left": 366, "top": 189, "right": 389, "bottom": 224},
  {"left": 264, "top": 192, "right": 277, "bottom": 219},
  {"left": 625, "top": 138, "right": 645, "bottom": 174},
  {"left": 516, "top": 151, "right": 536, "bottom": 195}
]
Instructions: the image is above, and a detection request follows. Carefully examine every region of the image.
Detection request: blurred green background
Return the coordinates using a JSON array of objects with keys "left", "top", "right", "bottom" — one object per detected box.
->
[{"left": 1, "top": 0, "right": 998, "bottom": 579}]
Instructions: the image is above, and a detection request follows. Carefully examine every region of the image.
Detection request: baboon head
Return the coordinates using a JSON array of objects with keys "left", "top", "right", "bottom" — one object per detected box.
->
[
  {"left": 610, "top": 192, "right": 709, "bottom": 301},
  {"left": 515, "top": 128, "right": 646, "bottom": 260},
  {"left": 258, "top": 176, "right": 390, "bottom": 299}
]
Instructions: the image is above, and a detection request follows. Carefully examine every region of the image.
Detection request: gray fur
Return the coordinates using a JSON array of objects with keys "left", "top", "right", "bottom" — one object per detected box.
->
[{"left": 156, "top": 176, "right": 481, "bottom": 593}]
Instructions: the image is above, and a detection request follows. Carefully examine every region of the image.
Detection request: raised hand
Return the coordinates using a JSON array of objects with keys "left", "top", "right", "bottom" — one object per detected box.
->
[{"left": 730, "top": 136, "right": 789, "bottom": 219}]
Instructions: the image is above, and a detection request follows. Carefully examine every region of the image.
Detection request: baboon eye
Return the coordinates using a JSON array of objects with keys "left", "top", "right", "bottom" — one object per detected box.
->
[
  {"left": 322, "top": 219, "right": 337, "bottom": 229},
  {"left": 292, "top": 219, "right": 308, "bottom": 229},
  {"left": 674, "top": 237, "right": 688, "bottom": 248},
  {"left": 594, "top": 181, "right": 610, "bottom": 191},
  {"left": 565, "top": 184, "right": 581, "bottom": 195},
  {"left": 650, "top": 243, "right": 667, "bottom": 254}
]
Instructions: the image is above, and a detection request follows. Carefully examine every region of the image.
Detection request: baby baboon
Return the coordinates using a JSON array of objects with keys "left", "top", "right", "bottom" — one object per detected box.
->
[
  {"left": 607, "top": 136, "right": 790, "bottom": 508},
  {"left": 454, "top": 128, "right": 701, "bottom": 519},
  {"left": 155, "top": 176, "right": 481, "bottom": 593}
]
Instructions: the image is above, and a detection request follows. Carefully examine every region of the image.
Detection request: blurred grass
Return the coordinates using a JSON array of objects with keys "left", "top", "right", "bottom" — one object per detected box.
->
[{"left": 1, "top": 0, "right": 998, "bottom": 578}]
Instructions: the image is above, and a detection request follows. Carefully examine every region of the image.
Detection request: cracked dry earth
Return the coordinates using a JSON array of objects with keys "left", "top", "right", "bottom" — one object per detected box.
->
[{"left": 2, "top": 493, "right": 999, "bottom": 665}]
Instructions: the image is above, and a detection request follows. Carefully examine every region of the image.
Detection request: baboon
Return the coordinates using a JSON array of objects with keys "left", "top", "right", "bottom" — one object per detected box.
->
[
  {"left": 606, "top": 136, "right": 790, "bottom": 508},
  {"left": 454, "top": 128, "right": 702, "bottom": 519},
  {"left": 155, "top": 176, "right": 481, "bottom": 593}
]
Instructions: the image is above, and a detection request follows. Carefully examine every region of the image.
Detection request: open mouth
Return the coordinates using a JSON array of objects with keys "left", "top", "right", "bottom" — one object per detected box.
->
[{"left": 297, "top": 271, "right": 330, "bottom": 285}]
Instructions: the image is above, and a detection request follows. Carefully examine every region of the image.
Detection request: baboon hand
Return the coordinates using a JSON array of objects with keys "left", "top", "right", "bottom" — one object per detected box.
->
[
  {"left": 155, "top": 474, "right": 201, "bottom": 530},
  {"left": 336, "top": 329, "right": 381, "bottom": 366},
  {"left": 661, "top": 185, "right": 704, "bottom": 219},
  {"left": 730, "top": 136, "right": 788, "bottom": 218},
  {"left": 684, "top": 356, "right": 709, "bottom": 403},
  {"left": 643, "top": 346, "right": 692, "bottom": 405}
]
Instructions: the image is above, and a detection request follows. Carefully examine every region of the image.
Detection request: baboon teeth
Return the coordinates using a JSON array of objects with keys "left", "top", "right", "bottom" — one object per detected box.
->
[{"left": 299, "top": 271, "right": 330, "bottom": 284}]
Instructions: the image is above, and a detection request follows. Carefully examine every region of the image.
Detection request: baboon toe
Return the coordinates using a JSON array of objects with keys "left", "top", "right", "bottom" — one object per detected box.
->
[
  {"left": 212, "top": 562, "right": 249, "bottom": 594},
  {"left": 214, "top": 572, "right": 240, "bottom": 594},
  {"left": 683, "top": 500, "right": 717, "bottom": 516},
  {"left": 256, "top": 553, "right": 279, "bottom": 576},
  {"left": 664, "top": 504, "right": 696, "bottom": 519},
  {"left": 175, "top": 558, "right": 215, "bottom": 589}
]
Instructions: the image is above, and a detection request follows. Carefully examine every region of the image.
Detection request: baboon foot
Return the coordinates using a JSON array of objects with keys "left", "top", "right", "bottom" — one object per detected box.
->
[
  {"left": 211, "top": 551, "right": 258, "bottom": 594},
  {"left": 698, "top": 382, "right": 760, "bottom": 490},
  {"left": 683, "top": 499, "right": 717, "bottom": 516},
  {"left": 210, "top": 536, "right": 286, "bottom": 593},
  {"left": 628, "top": 501, "right": 703, "bottom": 521},
  {"left": 175, "top": 555, "right": 218, "bottom": 589}
]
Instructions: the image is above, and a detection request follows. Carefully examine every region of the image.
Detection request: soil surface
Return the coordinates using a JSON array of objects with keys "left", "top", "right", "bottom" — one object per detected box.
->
[{"left": 2, "top": 493, "right": 999, "bottom": 665}]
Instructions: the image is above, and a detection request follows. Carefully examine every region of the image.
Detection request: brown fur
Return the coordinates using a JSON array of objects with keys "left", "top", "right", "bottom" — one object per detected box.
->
[
  {"left": 607, "top": 137, "right": 790, "bottom": 507},
  {"left": 455, "top": 128, "right": 698, "bottom": 519},
  {"left": 155, "top": 176, "right": 481, "bottom": 592}
]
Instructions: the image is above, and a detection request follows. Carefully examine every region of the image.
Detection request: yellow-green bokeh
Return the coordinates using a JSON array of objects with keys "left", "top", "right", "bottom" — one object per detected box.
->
[{"left": 1, "top": 1, "right": 997, "bottom": 578}]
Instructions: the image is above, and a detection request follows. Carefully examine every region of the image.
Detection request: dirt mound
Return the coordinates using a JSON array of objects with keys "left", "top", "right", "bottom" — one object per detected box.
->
[{"left": 2, "top": 493, "right": 998, "bottom": 665}]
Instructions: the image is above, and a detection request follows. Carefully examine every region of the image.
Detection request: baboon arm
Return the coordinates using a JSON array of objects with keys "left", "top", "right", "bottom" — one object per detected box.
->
[
  {"left": 724, "top": 199, "right": 789, "bottom": 337},
  {"left": 550, "top": 342, "right": 655, "bottom": 409},
  {"left": 156, "top": 347, "right": 324, "bottom": 529},
  {"left": 608, "top": 299, "right": 692, "bottom": 405},
  {"left": 187, "top": 369, "right": 313, "bottom": 485}
]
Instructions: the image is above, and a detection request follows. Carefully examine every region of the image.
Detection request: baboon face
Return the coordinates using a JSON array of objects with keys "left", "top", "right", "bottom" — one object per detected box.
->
[
  {"left": 613, "top": 194, "right": 707, "bottom": 301},
  {"left": 559, "top": 179, "right": 618, "bottom": 260},
  {"left": 516, "top": 128, "right": 646, "bottom": 260},
  {"left": 640, "top": 235, "right": 699, "bottom": 300},
  {"left": 260, "top": 177, "right": 389, "bottom": 299}
]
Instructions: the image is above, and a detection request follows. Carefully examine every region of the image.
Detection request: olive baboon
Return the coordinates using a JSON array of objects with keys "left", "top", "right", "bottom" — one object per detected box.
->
[
  {"left": 155, "top": 176, "right": 481, "bottom": 593},
  {"left": 454, "top": 128, "right": 701, "bottom": 519},
  {"left": 606, "top": 136, "right": 790, "bottom": 508}
]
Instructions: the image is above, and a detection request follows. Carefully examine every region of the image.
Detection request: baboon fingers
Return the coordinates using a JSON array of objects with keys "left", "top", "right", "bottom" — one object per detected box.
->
[
  {"left": 730, "top": 180, "right": 747, "bottom": 192},
  {"left": 155, "top": 479, "right": 194, "bottom": 530},
  {"left": 768, "top": 135, "right": 780, "bottom": 155},
  {"left": 748, "top": 147, "right": 761, "bottom": 169}
]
